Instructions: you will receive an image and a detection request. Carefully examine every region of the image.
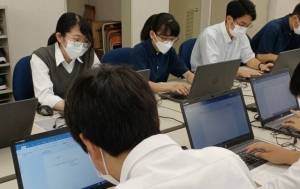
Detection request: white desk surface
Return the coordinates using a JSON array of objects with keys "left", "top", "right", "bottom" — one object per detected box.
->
[{"left": 0, "top": 180, "right": 17, "bottom": 189}]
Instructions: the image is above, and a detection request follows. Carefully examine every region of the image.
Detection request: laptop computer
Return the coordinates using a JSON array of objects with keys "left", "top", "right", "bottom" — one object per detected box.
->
[
  {"left": 137, "top": 69, "right": 150, "bottom": 81},
  {"left": 159, "top": 59, "right": 241, "bottom": 103},
  {"left": 237, "top": 48, "right": 300, "bottom": 82},
  {"left": 10, "top": 127, "right": 114, "bottom": 189},
  {"left": 181, "top": 88, "right": 267, "bottom": 170},
  {"left": 0, "top": 98, "right": 38, "bottom": 149},
  {"left": 250, "top": 69, "right": 300, "bottom": 138}
]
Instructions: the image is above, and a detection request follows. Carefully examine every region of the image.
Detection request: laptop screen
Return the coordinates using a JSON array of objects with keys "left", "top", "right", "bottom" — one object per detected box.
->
[
  {"left": 13, "top": 131, "right": 110, "bottom": 189},
  {"left": 182, "top": 90, "right": 251, "bottom": 149},
  {"left": 251, "top": 70, "right": 298, "bottom": 121}
]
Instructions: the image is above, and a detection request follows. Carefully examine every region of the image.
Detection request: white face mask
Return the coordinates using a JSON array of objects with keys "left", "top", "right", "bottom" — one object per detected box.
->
[
  {"left": 293, "top": 19, "right": 300, "bottom": 35},
  {"left": 62, "top": 39, "right": 88, "bottom": 59},
  {"left": 88, "top": 149, "right": 120, "bottom": 186},
  {"left": 153, "top": 33, "right": 173, "bottom": 54},
  {"left": 229, "top": 22, "right": 248, "bottom": 38}
]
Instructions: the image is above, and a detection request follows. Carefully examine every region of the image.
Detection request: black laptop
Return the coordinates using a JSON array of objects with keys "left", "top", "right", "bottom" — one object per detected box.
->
[
  {"left": 159, "top": 59, "right": 241, "bottom": 103},
  {"left": 181, "top": 88, "right": 267, "bottom": 170},
  {"left": 0, "top": 98, "right": 38, "bottom": 149},
  {"left": 250, "top": 69, "right": 300, "bottom": 138},
  {"left": 10, "top": 127, "right": 114, "bottom": 189}
]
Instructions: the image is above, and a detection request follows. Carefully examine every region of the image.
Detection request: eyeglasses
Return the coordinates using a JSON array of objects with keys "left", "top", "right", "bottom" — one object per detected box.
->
[
  {"left": 234, "top": 20, "right": 253, "bottom": 28},
  {"left": 155, "top": 33, "right": 179, "bottom": 44},
  {"left": 64, "top": 35, "right": 91, "bottom": 48}
]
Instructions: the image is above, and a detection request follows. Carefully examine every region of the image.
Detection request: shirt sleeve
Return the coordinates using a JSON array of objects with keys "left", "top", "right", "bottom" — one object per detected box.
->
[
  {"left": 93, "top": 52, "right": 101, "bottom": 66},
  {"left": 129, "top": 47, "right": 148, "bottom": 71},
  {"left": 30, "top": 54, "right": 63, "bottom": 108},
  {"left": 169, "top": 48, "right": 189, "bottom": 78},
  {"left": 240, "top": 35, "right": 255, "bottom": 64},
  {"left": 255, "top": 29, "right": 280, "bottom": 55},
  {"left": 259, "top": 158, "right": 300, "bottom": 189}
]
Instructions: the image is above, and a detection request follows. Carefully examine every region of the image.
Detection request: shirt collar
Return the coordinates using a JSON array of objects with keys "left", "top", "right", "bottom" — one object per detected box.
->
[
  {"left": 54, "top": 42, "right": 83, "bottom": 67},
  {"left": 120, "top": 134, "right": 180, "bottom": 182},
  {"left": 145, "top": 38, "right": 160, "bottom": 56},
  {"left": 283, "top": 14, "right": 292, "bottom": 35},
  {"left": 220, "top": 21, "right": 232, "bottom": 44}
]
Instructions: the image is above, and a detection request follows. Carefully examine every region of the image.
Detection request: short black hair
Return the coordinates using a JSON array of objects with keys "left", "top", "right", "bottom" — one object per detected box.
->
[
  {"left": 292, "top": 3, "right": 300, "bottom": 18},
  {"left": 290, "top": 63, "right": 300, "bottom": 96},
  {"left": 140, "top": 13, "right": 180, "bottom": 41},
  {"left": 226, "top": 0, "right": 256, "bottom": 21},
  {"left": 48, "top": 12, "right": 93, "bottom": 50},
  {"left": 64, "top": 65, "right": 161, "bottom": 157}
]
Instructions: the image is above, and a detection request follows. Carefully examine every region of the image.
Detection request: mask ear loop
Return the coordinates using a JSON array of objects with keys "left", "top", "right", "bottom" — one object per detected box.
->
[{"left": 100, "top": 148, "right": 109, "bottom": 175}]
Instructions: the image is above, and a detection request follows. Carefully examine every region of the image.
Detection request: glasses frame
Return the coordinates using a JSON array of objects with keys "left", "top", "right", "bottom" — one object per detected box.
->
[
  {"left": 155, "top": 33, "right": 179, "bottom": 44},
  {"left": 234, "top": 20, "right": 253, "bottom": 29},
  {"left": 64, "top": 35, "right": 91, "bottom": 48}
]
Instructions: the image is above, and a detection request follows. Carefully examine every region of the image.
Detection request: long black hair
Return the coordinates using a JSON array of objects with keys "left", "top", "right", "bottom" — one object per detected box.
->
[
  {"left": 47, "top": 12, "right": 93, "bottom": 50},
  {"left": 140, "top": 13, "right": 180, "bottom": 41}
]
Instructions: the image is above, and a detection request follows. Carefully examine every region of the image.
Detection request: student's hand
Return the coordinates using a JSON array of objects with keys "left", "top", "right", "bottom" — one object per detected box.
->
[
  {"left": 259, "top": 63, "right": 273, "bottom": 72},
  {"left": 246, "top": 142, "right": 300, "bottom": 165},
  {"left": 283, "top": 110, "right": 300, "bottom": 131},
  {"left": 237, "top": 69, "right": 261, "bottom": 78},
  {"left": 170, "top": 84, "right": 190, "bottom": 95}
]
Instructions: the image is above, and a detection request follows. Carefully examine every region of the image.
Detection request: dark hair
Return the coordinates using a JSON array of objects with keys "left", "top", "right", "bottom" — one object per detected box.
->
[
  {"left": 140, "top": 13, "right": 180, "bottom": 41},
  {"left": 47, "top": 12, "right": 93, "bottom": 50},
  {"left": 64, "top": 65, "right": 161, "bottom": 157},
  {"left": 290, "top": 63, "right": 300, "bottom": 96},
  {"left": 226, "top": 0, "right": 256, "bottom": 21},
  {"left": 292, "top": 3, "right": 300, "bottom": 18}
]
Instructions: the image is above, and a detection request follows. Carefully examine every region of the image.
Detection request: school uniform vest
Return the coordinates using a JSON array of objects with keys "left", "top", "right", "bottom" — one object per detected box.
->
[{"left": 33, "top": 44, "right": 94, "bottom": 99}]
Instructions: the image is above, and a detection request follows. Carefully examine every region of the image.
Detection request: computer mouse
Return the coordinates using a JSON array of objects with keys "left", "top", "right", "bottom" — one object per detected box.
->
[{"left": 37, "top": 105, "right": 53, "bottom": 116}]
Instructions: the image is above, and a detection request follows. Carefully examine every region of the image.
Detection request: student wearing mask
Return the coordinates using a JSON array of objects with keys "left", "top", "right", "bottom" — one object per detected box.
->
[
  {"left": 64, "top": 65, "right": 300, "bottom": 188},
  {"left": 31, "top": 12, "right": 100, "bottom": 111},
  {"left": 129, "top": 13, "right": 194, "bottom": 95},
  {"left": 191, "top": 0, "right": 273, "bottom": 78},
  {"left": 251, "top": 3, "right": 300, "bottom": 63}
]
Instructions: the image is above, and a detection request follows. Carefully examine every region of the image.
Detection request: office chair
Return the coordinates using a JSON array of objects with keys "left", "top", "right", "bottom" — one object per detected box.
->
[
  {"left": 179, "top": 38, "right": 197, "bottom": 71},
  {"left": 102, "top": 47, "right": 133, "bottom": 66},
  {"left": 13, "top": 56, "right": 34, "bottom": 101}
]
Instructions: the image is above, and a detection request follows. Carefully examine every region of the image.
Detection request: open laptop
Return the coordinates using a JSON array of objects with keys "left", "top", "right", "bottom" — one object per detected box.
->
[
  {"left": 181, "top": 88, "right": 267, "bottom": 170},
  {"left": 0, "top": 98, "right": 38, "bottom": 149},
  {"left": 250, "top": 69, "right": 300, "bottom": 138},
  {"left": 159, "top": 59, "right": 241, "bottom": 103},
  {"left": 10, "top": 127, "right": 114, "bottom": 189},
  {"left": 137, "top": 69, "right": 150, "bottom": 81},
  {"left": 237, "top": 48, "right": 300, "bottom": 82}
]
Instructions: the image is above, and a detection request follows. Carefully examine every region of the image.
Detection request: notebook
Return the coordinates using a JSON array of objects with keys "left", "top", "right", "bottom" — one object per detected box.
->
[
  {"left": 159, "top": 59, "right": 241, "bottom": 103},
  {"left": 237, "top": 48, "right": 300, "bottom": 82},
  {"left": 181, "top": 88, "right": 267, "bottom": 170},
  {"left": 10, "top": 127, "right": 114, "bottom": 189},
  {"left": 250, "top": 69, "right": 300, "bottom": 138},
  {"left": 0, "top": 98, "right": 38, "bottom": 149}
]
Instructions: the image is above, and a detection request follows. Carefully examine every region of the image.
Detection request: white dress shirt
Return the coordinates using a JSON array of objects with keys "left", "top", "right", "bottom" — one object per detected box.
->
[
  {"left": 116, "top": 134, "right": 257, "bottom": 189},
  {"left": 191, "top": 21, "right": 255, "bottom": 71},
  {"left": 30, "top": 42, "right": 100, "bottom": 108}
]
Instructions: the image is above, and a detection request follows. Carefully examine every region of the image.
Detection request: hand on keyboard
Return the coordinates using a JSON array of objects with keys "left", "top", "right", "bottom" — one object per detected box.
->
[
  {"left": 170, "top": 84, "right": 190, "bottom": 95},
  {"left": 246, "top": 142, "right": 300, "bottom": 165},
  {"left": 283, "top": 110, "right": 300, "bottom": 132}
]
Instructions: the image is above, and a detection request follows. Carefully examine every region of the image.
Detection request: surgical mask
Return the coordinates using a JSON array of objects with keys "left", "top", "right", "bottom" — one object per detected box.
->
[
  {"left": 62, "top": 39, "right": 88, "bottom": 59},
  {"left": 293, "top": 19, "right": 300, "bottom": 35},
  {"left": 153, "top": 34, "right": 173, "bottom": 54},
  {"left": 88, "top": 149, "right": 120, "bottom": 186},
  {"left": 229, "top": 22, "right": 247, "bottom": 38}
]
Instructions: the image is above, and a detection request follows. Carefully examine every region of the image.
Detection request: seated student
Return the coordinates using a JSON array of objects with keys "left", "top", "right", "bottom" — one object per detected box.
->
[
  {"left": 191, "top": 0, "right": 273, "bottom": 78},
  {"left": 64, "top": 65, "right": 257, "bottom": 188},
  {"left": 251, "top": 3, "right": 300, "bottom": 63},
  {"left": 31, "top": 12, "right": 100, "bottom": 111},
  {"left": 129, "top": 13, "right": 194, "bottom": 95}
]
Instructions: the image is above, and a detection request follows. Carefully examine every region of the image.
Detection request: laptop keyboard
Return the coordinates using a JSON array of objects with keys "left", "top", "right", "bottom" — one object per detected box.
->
[
  {"left": 237, "top": 150, "right": 263, "bottom": 166},
  {"left": 274, "top": 124, "right": 300, "bottom": 133},
  {"left": 170, "top": 94, "right": 187, "bottom": 100}
]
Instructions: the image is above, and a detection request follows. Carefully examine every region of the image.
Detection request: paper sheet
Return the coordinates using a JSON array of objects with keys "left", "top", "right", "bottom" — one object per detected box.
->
[{"left": 251, "top": 162, "right": 289, "bottom": 185}]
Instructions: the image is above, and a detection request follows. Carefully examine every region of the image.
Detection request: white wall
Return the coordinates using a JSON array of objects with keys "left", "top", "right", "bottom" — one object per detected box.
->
[
  {"left": 89, "top": 0, "right": 121, "bottom": 21},
  {"left": 66, "top": 0, "right": 88, "bottom": 15},
  {"left": 1, "top": 0, "right": 66, "bottom": 72},
  {"left": 268, "top": 0, "right": 299, "bottom": 20}
]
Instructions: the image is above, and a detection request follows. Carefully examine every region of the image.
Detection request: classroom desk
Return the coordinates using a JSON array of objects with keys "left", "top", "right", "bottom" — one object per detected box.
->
[{"left": 0, "top": 179, "right": 17, "bottom": 189}]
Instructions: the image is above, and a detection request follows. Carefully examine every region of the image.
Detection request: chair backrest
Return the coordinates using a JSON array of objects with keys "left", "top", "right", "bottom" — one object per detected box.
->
[
  {"left": 179, "top": 38, "right": 197, "bottom": 70},
  {"left": 13, "top": 56, "right": 34, "bottom": 101},
  {"left": 102, "top": 47, "right": 132, "bottom": 66}
]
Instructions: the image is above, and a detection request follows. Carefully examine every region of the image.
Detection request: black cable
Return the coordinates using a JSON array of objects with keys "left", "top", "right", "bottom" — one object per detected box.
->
[
  {"left": 53, "top": 116, "right": 66, "bottom": 129},
  {"left": 271, "top": 128, "right": 299, "bottom": 151},
  {"left": 159, "top": 116, "right": 184, "bottom": 124},
  {"left": 250, "top": 114, "right": 263, "bottom": 128}
]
